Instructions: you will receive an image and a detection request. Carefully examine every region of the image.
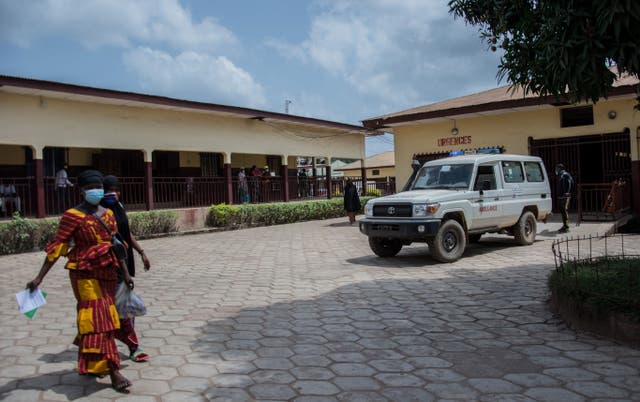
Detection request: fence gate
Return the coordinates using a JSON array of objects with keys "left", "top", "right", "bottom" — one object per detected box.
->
[{"left": 528, "top": 132, "right": 631, "bottom": 211}]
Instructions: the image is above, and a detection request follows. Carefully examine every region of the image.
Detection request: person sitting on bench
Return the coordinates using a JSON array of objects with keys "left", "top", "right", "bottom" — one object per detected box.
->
[{"left": 0, "top": 183, "right": 21, "bottom": 215}]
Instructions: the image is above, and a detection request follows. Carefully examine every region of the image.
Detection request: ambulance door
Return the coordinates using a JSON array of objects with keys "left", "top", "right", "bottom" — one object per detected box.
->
[{"left": 471, "top": 164, "right": 503, "bottom": 230}]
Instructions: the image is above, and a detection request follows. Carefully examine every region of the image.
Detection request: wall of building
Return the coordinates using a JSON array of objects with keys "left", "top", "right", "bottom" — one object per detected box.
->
[
  {"left": 0, "top": 145, "right": 24, "bottom": 165},
  {"left": 232, "top": 153, "right": 268, "bottom": 169},
  {"left": 179, "top": 151, "right": 201, "bottom": 168},
  {"left": 393, "top": 98, "right": 640, "bottom": 185},
  {"left": 0, "top": 92, "right": 365, "bottom": 162},
  {"left": 68, "top": 148, "right": 100, "bottom": 166}
]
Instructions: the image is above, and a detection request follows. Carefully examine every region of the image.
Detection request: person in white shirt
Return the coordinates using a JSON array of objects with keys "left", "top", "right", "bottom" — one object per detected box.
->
[{"left": 55, "top": 165, "right": 74, "bottom": 213}]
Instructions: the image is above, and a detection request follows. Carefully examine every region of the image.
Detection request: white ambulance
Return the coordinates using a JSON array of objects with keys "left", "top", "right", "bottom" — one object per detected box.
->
[{"left": 359, "top": 154, "right": 552, "bottom": 262}]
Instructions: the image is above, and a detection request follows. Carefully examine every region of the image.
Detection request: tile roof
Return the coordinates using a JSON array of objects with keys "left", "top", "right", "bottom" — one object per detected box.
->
[{"left": 363, "top": 70, "right": 639, "bottom": 130}]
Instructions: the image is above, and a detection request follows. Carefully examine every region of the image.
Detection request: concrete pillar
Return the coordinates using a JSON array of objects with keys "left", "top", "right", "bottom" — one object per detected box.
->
[
  {"left": 282, "top": 163, "right": 290, "bottom": 202},
  {"left": 632, "top": 161, "right": 640, "bottom": 214},
  {"left": 360, "top": 163, "right": 367, "bottom": 196},
  {"left": 326, "top": 164, "right": 332, "bottom": 199},
  {"left": 144, "top": 162, "right": 154, "bottom": 211},
  {"left": 35, "top": 159, "right": 45, "bottom": 218},
  {"left": 224, "top": 163, "right": 233, "bottom": 205}
]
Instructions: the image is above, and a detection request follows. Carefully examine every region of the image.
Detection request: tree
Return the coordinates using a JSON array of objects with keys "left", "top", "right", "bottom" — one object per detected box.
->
[{"left": 449, "top": 0, "right": 640, "bottom": 108}]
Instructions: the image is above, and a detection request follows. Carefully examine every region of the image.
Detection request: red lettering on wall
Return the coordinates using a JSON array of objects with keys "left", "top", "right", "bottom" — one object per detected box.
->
[{"left": 437, "top": 136, "right": 472, "bottom": 147}]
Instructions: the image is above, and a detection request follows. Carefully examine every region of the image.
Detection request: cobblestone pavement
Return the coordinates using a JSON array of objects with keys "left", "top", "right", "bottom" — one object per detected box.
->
[{"left": 0, "top": 216, "right": 638, "bottom": 401}]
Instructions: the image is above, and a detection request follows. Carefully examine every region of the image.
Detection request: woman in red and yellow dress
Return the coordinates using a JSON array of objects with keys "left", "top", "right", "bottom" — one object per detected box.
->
[{"left": 27, "top": 170, "right": 134, "bottom": 392}]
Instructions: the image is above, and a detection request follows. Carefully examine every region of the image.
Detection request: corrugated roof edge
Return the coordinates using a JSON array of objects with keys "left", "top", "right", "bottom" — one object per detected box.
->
[
  {"left": 0, "top": 75, "right": 365, "bottom": 132},
  {"left": 362, "top": 80, "right": 639, "bottom": 130}
]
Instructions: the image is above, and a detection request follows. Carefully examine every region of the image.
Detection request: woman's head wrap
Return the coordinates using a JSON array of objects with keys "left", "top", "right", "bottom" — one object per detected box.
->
[
  {"left": 103, "top": 175, "right": 120, "bottom": 191},
  {"left": 77, "top": 170, "right": 104, "bottom": 188}
]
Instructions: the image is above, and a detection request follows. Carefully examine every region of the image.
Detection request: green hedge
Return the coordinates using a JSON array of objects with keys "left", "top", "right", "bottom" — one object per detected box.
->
[
  {"left": 0, "top": 209, "right": 178, "bottom": 255},
  {"left": 0, "top": 214, "right": 59, "bottom": 255},
  {"left": 128, "top": 210, "right": 178, "bottom": 237},
  {"left": 207, "top": 197, "right": 374, "bottom": 228}
]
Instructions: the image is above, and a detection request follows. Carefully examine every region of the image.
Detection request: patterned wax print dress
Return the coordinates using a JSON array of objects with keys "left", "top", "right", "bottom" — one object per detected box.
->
[{"left": 45, "top": 206, "right": 122, "bottom": 375}]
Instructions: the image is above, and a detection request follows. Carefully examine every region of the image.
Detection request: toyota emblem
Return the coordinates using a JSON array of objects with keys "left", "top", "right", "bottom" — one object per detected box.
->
[{"left": 387, "top": 206, "right": 396, "bottom": 215}]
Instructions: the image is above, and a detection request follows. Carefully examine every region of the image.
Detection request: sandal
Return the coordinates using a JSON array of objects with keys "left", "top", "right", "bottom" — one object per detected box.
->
[{"left": 130, "top": 349, "right": 150, "bottom": 363}]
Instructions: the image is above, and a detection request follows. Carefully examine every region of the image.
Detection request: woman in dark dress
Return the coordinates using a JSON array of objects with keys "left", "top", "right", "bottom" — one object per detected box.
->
[
  {"left": 101, "top": 175, "right": 151, "bottom": 363},
  {"left": 344, "top": 179, "right": 361, "bottom": 224}
]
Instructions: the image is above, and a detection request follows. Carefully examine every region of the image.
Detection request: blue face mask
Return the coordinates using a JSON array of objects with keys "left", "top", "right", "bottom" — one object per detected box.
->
[
  {"left": 102, "top": 192, "right": 118, "bottom": 206},
  {"left": 84, "top": 188, "right": 104, "bottom": 205}
]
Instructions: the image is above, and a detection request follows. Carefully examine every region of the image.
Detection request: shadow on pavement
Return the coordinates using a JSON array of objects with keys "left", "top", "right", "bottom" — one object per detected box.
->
[
  {"left": 0, "top": 369, "right": 114, "bottom": 400},
  {"left": 188, "top": 266, "right": 604, "bottom": 401},
  {"left": 347, "top": 238, "right": 538, "bottom": 268},
  {"left": 325, "top": 221, "right": 355, "bottom": 227}
]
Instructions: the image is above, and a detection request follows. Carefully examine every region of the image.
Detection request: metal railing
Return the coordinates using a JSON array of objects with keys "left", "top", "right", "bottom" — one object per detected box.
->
[
  {"left": 2, "top": 174, "right": 398, "bottom": 218},
  {"left": 44, "top": 177, "right": 81, "bottom": 215},
  {"left": 551, "top": 233, "right": 640, "bottom": 309},
  {"left": 113, "top": 177, "right": 146, "bottom": 211},
  {"left": 328, "top": 176, "right": 396, "bottom": 198},
  {"left": 289, "top": 176, "right": 328, "bottom": 201},
  {"left": 153, "top": 177, "right": 227, "bottom": 209},
  {"left": 577, "top": 180, "right": 631, "bottom": 223}
]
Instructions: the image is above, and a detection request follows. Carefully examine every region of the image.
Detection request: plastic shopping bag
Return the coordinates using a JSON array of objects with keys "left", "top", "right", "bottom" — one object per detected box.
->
[{"left": 115, "top": 282, "right": 147, "bottom": 319}]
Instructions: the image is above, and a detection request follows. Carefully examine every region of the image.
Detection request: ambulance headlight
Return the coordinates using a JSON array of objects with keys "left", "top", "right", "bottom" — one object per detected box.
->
[
  {"left": 364, "top": 202, "right": 374, "bottom": 217},
  {"left": 413, "top": 203, "right": 439, "bottom": 217}
]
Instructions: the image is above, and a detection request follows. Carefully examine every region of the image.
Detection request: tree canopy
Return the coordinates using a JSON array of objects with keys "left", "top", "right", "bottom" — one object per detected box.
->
[{"left": 449, "top": 0, "right": 640, "bottom": 108}]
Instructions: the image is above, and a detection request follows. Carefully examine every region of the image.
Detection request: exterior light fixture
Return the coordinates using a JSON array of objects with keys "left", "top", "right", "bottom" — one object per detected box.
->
[
  {"left": 451, "top": 120, "right": 459, "bottom": 135},
  {"left": 608, "top": 111, "right": 617, "bottom": 119}
]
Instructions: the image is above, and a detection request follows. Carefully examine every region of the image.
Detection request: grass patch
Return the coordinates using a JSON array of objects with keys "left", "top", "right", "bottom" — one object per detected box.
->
[{"left": 549, "top": 257, "right": 640, "bottom": 322}]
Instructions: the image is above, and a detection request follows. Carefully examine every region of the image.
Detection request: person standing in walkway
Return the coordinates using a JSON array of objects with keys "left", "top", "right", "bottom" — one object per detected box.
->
[
  {"left": 27, "top": 170, "right": 134, "bottom": 392},
  {"left": 298, "top": 169, "right": 309, "bottom": 198},
  {"left": 238, "top": 167, "right": 249, "bottom": 203},
  {"left": 101, "top": 175, "right": 151, "bottom": 363},
  {"left": 555, "top": 163, "right": 574, "bottom": 233},
  {"left": 250, "top": 165, "right": 261, "bottom": 202},
  {"left": 344, "top": 179, "right": 361, "bottom": 225},
  {"left": 55, "top": 164, "right": 74, "bottom": 213}
]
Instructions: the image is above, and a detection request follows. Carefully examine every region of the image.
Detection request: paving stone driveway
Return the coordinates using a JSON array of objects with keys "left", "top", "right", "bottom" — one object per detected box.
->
[{"left": 0, "top": 217, "right": 638, "bottom": 401}]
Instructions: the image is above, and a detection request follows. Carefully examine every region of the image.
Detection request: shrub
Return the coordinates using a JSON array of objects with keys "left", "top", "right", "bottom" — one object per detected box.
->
[
  {"left": 366, "top": 189, "right": 382, "bottom": 197},
  {"left": 548, "top": 257, "right": 640, "bottom": 322},
  {"left": 207, "top": 197, "right": 374, "bottom": 228},
  {"left": 129, "top": 210, "right": 178, "bottom": 237},
  {"left": 36, "top": 218, "right": 61, "bottom": 250},
  {"left": 0, "top": 213, "right": 60, "bottom": 255},
  {"left": 206, "top": 204, "right": 241, "bottom": 227}
]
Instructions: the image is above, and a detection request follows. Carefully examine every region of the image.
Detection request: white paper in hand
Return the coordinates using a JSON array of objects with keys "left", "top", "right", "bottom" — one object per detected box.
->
[{"left": 16, "top": 289, "right": 47, "bottom": 319}]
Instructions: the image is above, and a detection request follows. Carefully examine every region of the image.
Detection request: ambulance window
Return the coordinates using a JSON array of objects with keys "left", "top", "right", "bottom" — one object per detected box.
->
[
  {"left": 501, "top": 161, "right": 524, "bottom": 183},
  {"left": 474, "top": 165, "right": 497, "bottom": 190},
  {"left": 524, "top": 162, "right": 544, "bottom": 182}
]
